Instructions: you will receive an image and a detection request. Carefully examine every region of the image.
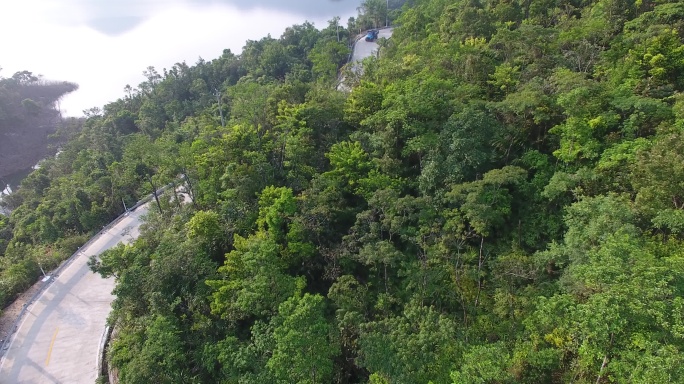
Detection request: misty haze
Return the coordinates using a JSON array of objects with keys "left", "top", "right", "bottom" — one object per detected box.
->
[
  {"left": 0, "top": 0, "right": 361, "bottom": 116},
  {"left": 6, "top": 1, "right": 678, "bottom": 383}
]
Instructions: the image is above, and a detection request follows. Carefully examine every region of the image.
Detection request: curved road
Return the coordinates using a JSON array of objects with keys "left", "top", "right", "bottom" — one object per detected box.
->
[
  {"left": 0, "top": 206, "right": 148, "bottom": 383},
  {"left": 0, "top": 29, "right": 394, "bottom": 384},
  {"left": 350, "top": 27, "right": 394, "bottom": 65},
  {"left": 338, "top": 27, "right": 394, "bottom": 90}
]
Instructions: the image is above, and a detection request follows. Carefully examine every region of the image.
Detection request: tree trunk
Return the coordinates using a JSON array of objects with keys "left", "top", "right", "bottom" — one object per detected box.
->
[{"left": 146, "top": 175, "right": 163, "bottom": 214}]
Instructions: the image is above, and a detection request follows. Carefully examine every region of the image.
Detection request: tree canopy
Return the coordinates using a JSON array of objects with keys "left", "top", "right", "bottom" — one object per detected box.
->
[{"left": 4, "top": 0, "right": 684, "bottom": 382}]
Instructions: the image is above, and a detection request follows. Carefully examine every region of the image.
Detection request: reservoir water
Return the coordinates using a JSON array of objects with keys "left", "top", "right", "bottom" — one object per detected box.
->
[{"left": 1, "top": 1, "right": 361, "bottom": 116}]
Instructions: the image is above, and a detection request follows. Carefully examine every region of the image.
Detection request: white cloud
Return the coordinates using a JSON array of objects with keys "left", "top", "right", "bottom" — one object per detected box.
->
[{"left": 0, "top": 1, "right": 356, "bottom": 116}]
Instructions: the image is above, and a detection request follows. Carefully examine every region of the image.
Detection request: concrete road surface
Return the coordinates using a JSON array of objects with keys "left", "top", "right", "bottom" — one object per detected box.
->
[
  {"left": 338, "top": 27, "right": 394, "bottom": 91},
  {"left": 0, "top": 207, "right": 148, "bottom": 383},
  {"left": 350, "top": 28, "right": 394, "bottom": 66}
]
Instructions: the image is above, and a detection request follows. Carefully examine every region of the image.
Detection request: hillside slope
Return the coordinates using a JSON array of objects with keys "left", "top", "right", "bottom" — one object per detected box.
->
[
  {"left": 3, "top": 0, "right": 684, "bottom": 383},
  {"left": 0, "top": 71, "right": 78, "bottom": 178}
]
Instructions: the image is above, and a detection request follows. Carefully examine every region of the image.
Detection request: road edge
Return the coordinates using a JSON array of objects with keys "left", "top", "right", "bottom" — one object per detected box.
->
[{"left": 0, "top": 182, "right": 169, "bottom": 363}]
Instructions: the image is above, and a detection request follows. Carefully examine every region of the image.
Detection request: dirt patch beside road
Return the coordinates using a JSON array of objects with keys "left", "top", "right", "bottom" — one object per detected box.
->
[{"left": 0, "top": 277, "right": 45, "bottom": 349}]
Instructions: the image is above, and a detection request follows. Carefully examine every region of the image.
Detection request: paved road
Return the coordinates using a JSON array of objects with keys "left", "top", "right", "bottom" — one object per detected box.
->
[
  {"left": 350, "top": 27, "right": 394, "bottom": 65},
  {"left": 0, "top": 207, "right": 147, "bottom": 383},
  {"left": 338, "top": 27, "right": 394, "bottom": 91},
  {"left": 0, "top": 29, "right": 389, "bottom": 381}
]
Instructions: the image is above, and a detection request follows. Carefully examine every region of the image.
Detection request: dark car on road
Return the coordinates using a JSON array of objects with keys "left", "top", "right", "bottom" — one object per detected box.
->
[{"left": 365, "top": 29, "right": 379, "bottom": 42}]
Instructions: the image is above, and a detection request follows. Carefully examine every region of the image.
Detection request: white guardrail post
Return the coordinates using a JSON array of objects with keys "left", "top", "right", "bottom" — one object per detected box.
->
[{"left": 0, "top": 179, "right": 180, "bottom": 359}]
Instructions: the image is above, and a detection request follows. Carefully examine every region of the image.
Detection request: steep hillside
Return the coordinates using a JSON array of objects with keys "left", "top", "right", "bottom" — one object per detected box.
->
[{"left": 3, "top": 0, "right": 684, "bottom": 383}]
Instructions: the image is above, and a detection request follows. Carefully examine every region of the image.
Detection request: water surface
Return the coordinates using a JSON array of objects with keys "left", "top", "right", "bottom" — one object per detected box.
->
[{"left": 1, "top": 0, "right": 361, "bottom": 116}]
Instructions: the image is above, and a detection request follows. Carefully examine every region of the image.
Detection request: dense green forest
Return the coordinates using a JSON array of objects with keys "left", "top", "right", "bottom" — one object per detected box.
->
[{"left": 3, "top": 0, "right": 684, "bottom": 382}]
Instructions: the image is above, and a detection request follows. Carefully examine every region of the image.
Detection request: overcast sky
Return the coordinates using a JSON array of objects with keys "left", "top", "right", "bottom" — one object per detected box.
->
[{"left": 0, "top": 0, "right": 360, "bottom": 116}]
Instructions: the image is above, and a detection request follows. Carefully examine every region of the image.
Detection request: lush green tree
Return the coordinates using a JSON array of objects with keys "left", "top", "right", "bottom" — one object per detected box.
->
[
  {"left": 358, "top": 301, "right": 460, "bottom": 383},
  {"left": 207, "top": 234, "right": 303, "bottom": 323},
  {"left": 358, "top": 0, "right": 389, "bottom": 29},
  {"left": 268, "top": 293, "right": 338, "bottom": 384},
  {"left": 112, "top": 315, "right": 188, "bottom": 384},
  {"left": 7, "top": 1, "right": 684, "bottom": 383}
]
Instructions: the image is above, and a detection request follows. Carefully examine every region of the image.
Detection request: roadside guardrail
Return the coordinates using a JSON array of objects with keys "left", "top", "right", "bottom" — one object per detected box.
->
[{"left": 0, "top": 180, "right": 180, "bottom": 359}]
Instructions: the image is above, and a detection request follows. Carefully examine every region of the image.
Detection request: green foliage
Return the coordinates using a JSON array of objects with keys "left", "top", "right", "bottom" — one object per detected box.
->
[
  {"left": 309, "top": 40, "right": 350, "bottom": 83},
  {"left": 257, "top": 186, "right": 297, "bottom": 241},
  {"left": 5, "top": 1, "right": 684, "bottom": 382},
  {"left": 113, "top": 315, "right": 188, "bottom": 384},
  {"left": 358, "top": 301, "right": 460, "bottom": 383},
  {"left": 526, "top": 234, "right": 684, "bottom": 382},
  {"left": 448, "top": 166, "right": 527, "bottom": 237},
  {"left": 451, "top": 342, "right": 515, "bottom": 384},
  {"left": 207, "top": 234, "right": 303, "bottom": 323},
  {"left": 325, "top": 141, "right": 372, "bottom": 188},
  {"left": 268, "top": 293, "right": 338, "bottom": 383},
  {"left": 631, "top": 130, "right": 684, "bottom": 232}
]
